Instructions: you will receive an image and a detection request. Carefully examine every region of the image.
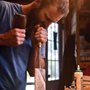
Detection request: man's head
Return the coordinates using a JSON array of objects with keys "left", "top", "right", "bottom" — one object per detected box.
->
[
  {"left": 38, "top": 0, "right": 69, "bottom": 16},
  {"left": 27, "top": 0, "right": 69, "bottom": 29}
]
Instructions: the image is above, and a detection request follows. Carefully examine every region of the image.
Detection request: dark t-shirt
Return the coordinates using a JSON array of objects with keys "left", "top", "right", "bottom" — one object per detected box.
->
[{"left": 0, "top": 1, "right": 45, "bottom": 90}]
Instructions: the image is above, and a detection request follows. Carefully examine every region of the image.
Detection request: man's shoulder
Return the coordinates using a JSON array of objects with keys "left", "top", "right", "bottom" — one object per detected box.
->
[
  {"left": 0, "top": 1, "right": 12, "bottom": 12},
  {"left": 0, "top": 1, "right": 10, "bottom": 17},
  {"left": 0, "top": 1, "right": 22, "bottom": 15},
  {"left": 0, "top": 1, "right": 7, "bottom": 8},
  {"left": 0, "top": 1, "right": 7, "bottom": 4}
]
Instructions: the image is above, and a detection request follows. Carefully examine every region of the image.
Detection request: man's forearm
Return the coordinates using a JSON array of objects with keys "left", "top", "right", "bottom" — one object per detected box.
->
[
  {"left": 27, "top": 46, "right": 45, "bottom": 76},
  {"left": 0, "top": 33, "right": 8, "bottom": 45},
  {"left": 21, "top": 0, "right": 40, "bottom": 15},
  {"left": 0, "top": 33, "right": 13, "bottom": 46}
]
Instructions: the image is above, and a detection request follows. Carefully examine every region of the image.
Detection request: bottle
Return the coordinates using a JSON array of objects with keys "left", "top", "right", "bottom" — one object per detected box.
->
[{"left": 74, "top": 65, "right": 83, "bottom": 90}]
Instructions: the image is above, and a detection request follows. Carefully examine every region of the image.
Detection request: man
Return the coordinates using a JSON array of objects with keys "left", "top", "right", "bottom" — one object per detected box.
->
[{"left": 0, "top": 0, "right": 69, "bottom": 90}]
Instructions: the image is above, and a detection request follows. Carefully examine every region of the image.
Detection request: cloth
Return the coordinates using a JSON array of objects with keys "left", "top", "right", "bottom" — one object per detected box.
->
[
  {"left": 0, "top": 1, "right": 45, "bottom": 90},
  {"left": 35, "top": 68, "right": 46, "bottom": 90}
]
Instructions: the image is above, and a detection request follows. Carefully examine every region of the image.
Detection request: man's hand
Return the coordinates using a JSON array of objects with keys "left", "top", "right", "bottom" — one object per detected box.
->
[
  {"left": 35, "top": 25, "right": 48, "bottom": 44},
  {"left": 1, "top": 28, "right": 26, "bottom": 46},
  {"left": 31, "top": 25, "right": 48, "bottom": 47}
]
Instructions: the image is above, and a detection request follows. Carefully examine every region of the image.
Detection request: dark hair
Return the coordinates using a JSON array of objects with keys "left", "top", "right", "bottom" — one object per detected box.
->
[{"left": 39, "top": 0, "right": 69, "bottom": 17}]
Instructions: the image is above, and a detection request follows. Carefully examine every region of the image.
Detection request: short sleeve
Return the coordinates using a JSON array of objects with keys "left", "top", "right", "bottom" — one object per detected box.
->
[
  {"left": 0, "top": 1, "right": 22, "bottom": 17},
  {"left": 0, "top": 1, "right": 22, "bottom": 33}
]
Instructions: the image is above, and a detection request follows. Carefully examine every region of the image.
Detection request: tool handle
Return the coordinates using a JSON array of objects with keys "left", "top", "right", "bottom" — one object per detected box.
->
[{"left": 13, "top": 13, "right": 27, "bottom": 29}]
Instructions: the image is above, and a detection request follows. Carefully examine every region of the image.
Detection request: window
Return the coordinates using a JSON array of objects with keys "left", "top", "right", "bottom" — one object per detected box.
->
[
  {"left": 26, "top": 72, "right": 35, "bottom": 90},
  {"left": 47, "top": 23, "right": 60, "bottom": 81}
]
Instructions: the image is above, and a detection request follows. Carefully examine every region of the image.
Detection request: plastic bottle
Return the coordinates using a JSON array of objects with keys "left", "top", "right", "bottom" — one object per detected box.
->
[{"left": 74, "top": 65, "right": 83, "bottom": 90}]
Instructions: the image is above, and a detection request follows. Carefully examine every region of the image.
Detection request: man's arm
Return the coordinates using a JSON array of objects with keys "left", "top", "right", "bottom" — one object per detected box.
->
[
  {"left": 0, "top": 1, "right": 26, "bottom": 46},
  {"left": 21, "top": 0, "right": 40, "bottom": 15},
  {"left": 27, "top": 45, "right": 46, "bottom": 76},
  {"left": 0, "top": 28, "right": 26, "bottom": 46}
]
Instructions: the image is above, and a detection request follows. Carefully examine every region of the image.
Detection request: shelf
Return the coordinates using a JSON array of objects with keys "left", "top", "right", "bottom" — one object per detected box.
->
[{"left": 80, "top": 56, "right": 90, "bottom": 62}]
